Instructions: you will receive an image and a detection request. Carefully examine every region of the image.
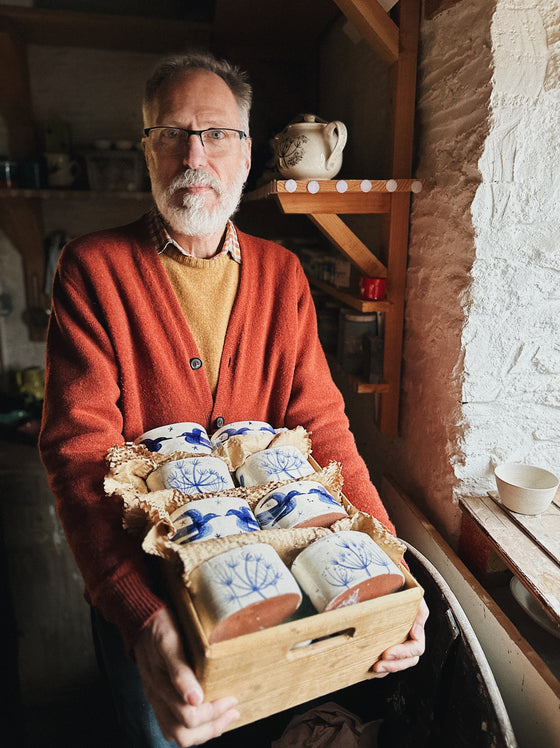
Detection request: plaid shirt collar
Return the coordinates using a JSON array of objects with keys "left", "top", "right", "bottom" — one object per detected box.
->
[{"left": 146, "top": 207, "right": 241, "bottom": 263}]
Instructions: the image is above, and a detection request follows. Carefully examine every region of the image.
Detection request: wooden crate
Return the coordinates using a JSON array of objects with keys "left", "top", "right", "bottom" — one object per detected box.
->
[{"left": 164, "top": 549, "right": 423, "bottom": 730}]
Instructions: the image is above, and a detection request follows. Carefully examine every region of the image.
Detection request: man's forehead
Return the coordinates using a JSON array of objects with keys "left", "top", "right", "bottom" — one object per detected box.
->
[{"left": 148, "top": 70, "right": 239, "bottom": 122}]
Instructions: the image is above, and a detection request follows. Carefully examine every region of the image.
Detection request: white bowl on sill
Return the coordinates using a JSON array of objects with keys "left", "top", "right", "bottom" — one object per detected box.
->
[{"left": 494, "top": 463, "right": 559, "bottom": 515}]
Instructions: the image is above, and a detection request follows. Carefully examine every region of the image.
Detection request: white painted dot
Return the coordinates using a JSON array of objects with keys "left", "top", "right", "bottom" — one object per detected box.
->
[
  {"left": 386, "top": 179, "right": 398, "bottom": 192},
  {"left": 360, "top": 179, "right": 372, "bottom": 193},
  {"left": 307, "top": 180, "right": 320, "bottom": 194},
  {"left": 336, "top": 180, "right": 348, "bottom": 193},
  {"left": 411, "top": 180, "right": 423, "bottom": 193},
  {"left": 285, "top": 179, "right": 297, "bottom": 193}
]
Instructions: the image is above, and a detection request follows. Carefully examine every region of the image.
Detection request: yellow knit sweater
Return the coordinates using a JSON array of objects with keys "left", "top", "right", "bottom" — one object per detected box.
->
[{"left": 159, "top": 246, "right": 239, "bottom": 394}]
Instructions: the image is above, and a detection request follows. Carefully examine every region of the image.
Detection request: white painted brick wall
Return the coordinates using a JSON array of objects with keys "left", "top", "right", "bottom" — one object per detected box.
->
[
  {"left": 337, "top": 1, "right": 559, "bottom": 544},
  {"left": 460, "top": 2, "right": 560, "bottom": 496}
]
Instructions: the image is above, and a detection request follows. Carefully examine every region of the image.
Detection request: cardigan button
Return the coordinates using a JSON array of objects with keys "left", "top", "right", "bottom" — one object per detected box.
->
[
  {"left": 189, "top": 357, "right": 203, "bottom": 370},
  {"left": 214, "top": 416, "right": 225, "bottom": 429}
]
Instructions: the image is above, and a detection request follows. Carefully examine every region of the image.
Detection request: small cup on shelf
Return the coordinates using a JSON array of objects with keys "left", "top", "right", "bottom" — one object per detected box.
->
[{"left": 359, "top": 277, "right": 387, "bottom": 301}]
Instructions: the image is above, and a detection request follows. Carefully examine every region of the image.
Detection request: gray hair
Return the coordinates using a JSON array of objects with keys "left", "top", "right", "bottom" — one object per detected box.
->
[{"left": 143, "top": 51, "right": 252, "bottom": 134}]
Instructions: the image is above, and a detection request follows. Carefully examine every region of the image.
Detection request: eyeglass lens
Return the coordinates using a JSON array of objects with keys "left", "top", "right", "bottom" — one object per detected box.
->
[{"left": 149, "top": 127, "right": 241, "bottom": 155}]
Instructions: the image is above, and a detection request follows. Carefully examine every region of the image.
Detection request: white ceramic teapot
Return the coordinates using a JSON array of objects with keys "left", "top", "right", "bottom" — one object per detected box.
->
[{"left": 271, "top": 114, "right": 347, "bottom": 180}]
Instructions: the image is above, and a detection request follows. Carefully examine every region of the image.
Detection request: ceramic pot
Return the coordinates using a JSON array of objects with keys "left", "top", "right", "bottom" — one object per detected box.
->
[
  {"left": 193, "top": 543, "right": 302, "bottom": 643},
  {"left": 236, "top": 446, "right": 315, "bottom": 487},
  {"left": 135, "top": 422, "right": 212, "bottom": 455},
  {"left": 291, "top": 530, "right": 405, "bottom": 612},
  {"left": 170, "top": 496, "right": 260, "bottom": 544},
  {"left": 46, "top": 152, "right": 80, "bottom": 188},
  {"left": 494, "top": 462, "right": 559, "bottom": 515},
  {"left": 254, "top": 480, "right": 347, "bottom": 529},
  {"left": 271, "top": 114, "right": 347, "bottom": 180},
  {"left": 210, "top": 420, "right": 276, "bottom": 447},
  {"left": 147, "top": 456, "right": 234, "bottom": 494}
]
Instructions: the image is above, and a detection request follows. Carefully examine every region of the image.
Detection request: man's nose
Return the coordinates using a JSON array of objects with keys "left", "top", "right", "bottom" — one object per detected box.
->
[{"left": 181, "top": 132, "right": 207, "bottom": 169}]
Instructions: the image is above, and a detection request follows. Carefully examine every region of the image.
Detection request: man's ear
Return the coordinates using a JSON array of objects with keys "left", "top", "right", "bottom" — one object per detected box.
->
[{"left": 244, "top": 137, "right": 252, "bottom": 180}]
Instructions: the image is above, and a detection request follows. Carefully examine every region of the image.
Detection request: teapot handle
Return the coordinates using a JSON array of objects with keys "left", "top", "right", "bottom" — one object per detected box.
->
[{"left": 325, "top": 121, "right": 347, "bottom": 171}]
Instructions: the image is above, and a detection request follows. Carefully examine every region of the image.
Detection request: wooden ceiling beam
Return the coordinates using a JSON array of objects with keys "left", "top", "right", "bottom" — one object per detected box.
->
[{"left": 330, "top": 0, "right": 399, "bottom": 64}]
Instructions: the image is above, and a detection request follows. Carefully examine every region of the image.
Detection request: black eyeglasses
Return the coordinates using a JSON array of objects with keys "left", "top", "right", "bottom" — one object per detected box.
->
[{"left": 143, "top": 126, "right": 247, "bottom": 155}]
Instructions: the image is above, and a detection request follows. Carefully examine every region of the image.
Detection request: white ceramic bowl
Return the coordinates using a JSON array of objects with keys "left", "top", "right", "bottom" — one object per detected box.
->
[
  {"left": 135, "top": 422, "right": 212, "bottom": 455},
  {"left": 193, "top": 543, "right": 302, "bottom": 643},
  {"left": 255, "top": 480, "right": 347, "bottom": 529},
  {"left": 210, "top": 420, "right": 276, "bottom": 447},
  {"left": 147, "top": 456, "right": 234, "bottom": 495},
  {"left": 236, "top": 446, "right": 315, "bottom": 487},
  {"left": 170, "top": 496, "right": 260, "bottom": 544},
  {"left": 494, "top": 463, "right": 559, "bottom": 515},
  {"left": 291, "top": 530, "right": 405, "bottom": 612}
]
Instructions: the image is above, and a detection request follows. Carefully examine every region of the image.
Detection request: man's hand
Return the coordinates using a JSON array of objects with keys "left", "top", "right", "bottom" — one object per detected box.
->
[
  {"left": 373, "top": 598, "right": 429, "bottom": 675},
  {"left": 134, "top": 607, "right": 240, "bottom": 746}
]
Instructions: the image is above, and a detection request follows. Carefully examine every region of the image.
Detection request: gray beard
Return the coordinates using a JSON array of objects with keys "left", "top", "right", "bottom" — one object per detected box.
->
[{"left": 152, "top": 168, "right": 246, "bottom": 237}]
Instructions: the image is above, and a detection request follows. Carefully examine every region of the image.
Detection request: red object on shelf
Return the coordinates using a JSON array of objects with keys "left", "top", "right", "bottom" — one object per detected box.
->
[{"left": 360, "top": 277, "right": 387, "bottom": 300}]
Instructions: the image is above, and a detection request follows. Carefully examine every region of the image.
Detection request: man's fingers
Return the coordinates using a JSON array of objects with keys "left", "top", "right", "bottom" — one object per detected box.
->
[{"left": 161, "top": 700, "right": 241, "bottom": 747}]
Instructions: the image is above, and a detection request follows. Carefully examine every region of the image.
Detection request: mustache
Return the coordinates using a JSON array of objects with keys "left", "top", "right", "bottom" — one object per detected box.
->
[{"left": 167, "top": 169, "right": 224, "bottom": 196}]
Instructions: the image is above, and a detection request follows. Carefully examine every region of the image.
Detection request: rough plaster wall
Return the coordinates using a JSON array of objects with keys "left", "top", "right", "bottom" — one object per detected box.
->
[
  {"left": 461, "top": 1, "right": 560, "bottom": 494},
  {"left": 339, "top": 1, "right": 495, "bottom": 545}
]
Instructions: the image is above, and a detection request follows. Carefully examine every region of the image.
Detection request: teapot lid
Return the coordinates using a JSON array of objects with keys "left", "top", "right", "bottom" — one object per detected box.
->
[{"left": 289, "top": 113, "right": 328, "bottom": 125}]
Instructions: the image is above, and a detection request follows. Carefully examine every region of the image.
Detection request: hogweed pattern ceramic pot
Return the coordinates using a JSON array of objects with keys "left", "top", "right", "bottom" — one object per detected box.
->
[
  {"left": 147, "top": 456, "right": 234, "bottom": 495},
  {"left": 210, "top": 420, "right": 276, "bottom": 447},
  {"left": 271, "top": 114, "right": 348, "bottom": 180},
  {"left": 291, "top": 530, "right": 405, "bottom": 612},
  {"left": 193, "top": 543, "right": 302, "bottom": 642},
  {"left": 255, "top": 480, "right": 347, "bottom": 529},
  {"left": 170, "top": 496, "right": 260, "bottom": 544},
  {"left": 236, "top": 445, "right": 315, "bottom": 487},
  {"left": 135, "top": 422, "right": 213, "bottom": 455}
]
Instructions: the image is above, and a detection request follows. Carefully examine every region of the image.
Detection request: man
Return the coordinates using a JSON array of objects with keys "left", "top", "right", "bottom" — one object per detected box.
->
[{"left": 39, "top": 51, "right": 428, "bottom": 747}]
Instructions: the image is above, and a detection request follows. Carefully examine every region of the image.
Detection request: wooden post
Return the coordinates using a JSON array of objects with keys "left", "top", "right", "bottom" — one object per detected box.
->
[{"left": 379, "top": 0, "right": 421, "bottom": 436}]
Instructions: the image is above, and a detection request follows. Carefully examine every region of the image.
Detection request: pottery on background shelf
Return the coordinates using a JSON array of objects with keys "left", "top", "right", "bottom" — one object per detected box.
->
[
  {"left": 236, "top": 445, "right": 315, "bottom": 487},
  {"left": 147, "top": 456, "right": 234, "bottom": 494},
  {"left": 291, "top": 530, "right": 405, "bottom": 612},
  {"left": 255, "top": 480, "right": 347, "bottom": 529},
  {"left": 135, "top": 422, "right": 213, "bottom": 455},
  {"left": 170, "top": 496, "right": 260, "bottom": 544},
  {"left": 494, "top": 462, "right": 559, "bottom": 515},
  {"left": 192, "top": 543, "right": 302, "bottom": 643},
  {"left": 271, "top": 114, "right": 347, "bottom": 180},
  {"left": 210, "top": 420, "right": 276, "bottom": 447}
]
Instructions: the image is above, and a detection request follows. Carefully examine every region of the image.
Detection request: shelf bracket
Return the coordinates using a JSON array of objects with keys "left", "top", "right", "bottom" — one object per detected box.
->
[
  {"left": 331, "top": 0, "right": 399, "bottom": 64},
  {"left": 308, "top": 213, "right": 387, "bottom": 278}
]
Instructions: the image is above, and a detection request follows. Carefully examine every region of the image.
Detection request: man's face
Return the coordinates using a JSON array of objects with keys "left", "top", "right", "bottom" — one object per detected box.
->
[{"left": 143, "top": 69, "right": 251, "bottom": 237}]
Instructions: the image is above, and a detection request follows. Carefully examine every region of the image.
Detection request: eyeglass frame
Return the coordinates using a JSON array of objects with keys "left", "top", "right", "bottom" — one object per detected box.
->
[{"left": 143, "top": 126, "right": 248, "bottom": 149}]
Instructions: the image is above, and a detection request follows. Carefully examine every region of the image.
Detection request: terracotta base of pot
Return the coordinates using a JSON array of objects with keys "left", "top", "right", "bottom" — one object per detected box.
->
[
  {"left": 326, "top": 574, "right": 404, "bottom": 611},
  {"left": 293, "top": 510, "right": 348, "bottom": 529},
  {"left": 207, "top": 593, "right": 302, "bottom": 643}
]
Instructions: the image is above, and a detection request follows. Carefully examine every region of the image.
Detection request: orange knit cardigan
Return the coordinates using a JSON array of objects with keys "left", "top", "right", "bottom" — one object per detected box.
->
[{"left": 39, "top": 215, "right": 394, "bottom": 650}]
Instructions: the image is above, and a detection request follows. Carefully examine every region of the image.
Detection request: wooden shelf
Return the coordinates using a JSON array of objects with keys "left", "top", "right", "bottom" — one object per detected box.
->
[
  {"left": 309, "top": 277, "right": 390, "bottom": 313},
  {"left": 246, "top": 178, "right": 422, "bottom": 214},
  {"left": 460, "top": 493, "right": 560, "bottom": 627},
  {"left": 327, "top": 354, "right": 390, "bottom": 395}
]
